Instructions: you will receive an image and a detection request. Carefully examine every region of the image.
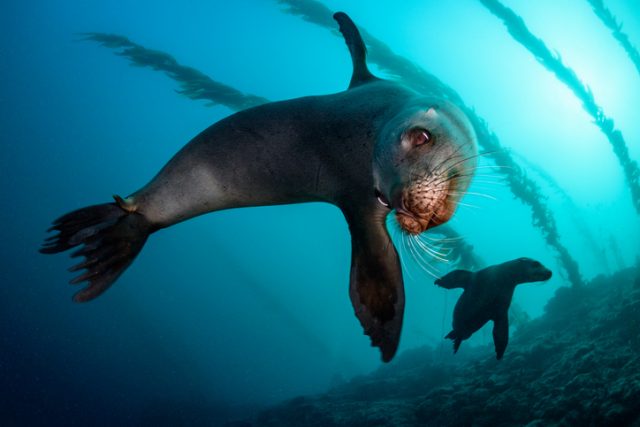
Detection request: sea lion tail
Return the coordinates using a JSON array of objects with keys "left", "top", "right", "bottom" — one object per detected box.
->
[{"left": 40, "top": 195, "right": 154, "bottom": 302}]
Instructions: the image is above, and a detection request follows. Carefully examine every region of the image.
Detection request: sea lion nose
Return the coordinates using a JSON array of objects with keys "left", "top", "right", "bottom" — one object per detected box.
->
[
  {"left": 394, "top": 197, "right": 410, "bottom": 216},
  {"left": 394, "top": 198, "right": 422, "bottom": 222}
]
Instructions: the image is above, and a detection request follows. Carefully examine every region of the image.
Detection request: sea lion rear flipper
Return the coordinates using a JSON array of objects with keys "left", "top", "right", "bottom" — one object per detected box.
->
[
  {"left": 344, "top": 208, "right": 404, "bottom": 362},
  {"left": 40, "top": 196, "right": 154, "bottom": 302},
  {"left": 435, "top": 269, "right": 474, "bottom": 290},
  {"left": 333, "top": 12, "right": 378, "bottom": 88},
  {"left": 492, "top": 314, "right": 509, "bottom": 360}
]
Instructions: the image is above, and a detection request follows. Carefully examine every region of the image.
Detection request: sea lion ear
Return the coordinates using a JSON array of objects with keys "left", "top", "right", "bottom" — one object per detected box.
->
[
  {"left": 343, "top": 207, "right": 404, "bottom": 363},
  {"left": 435, "top": 269, "right": 473, "bottom": 290}
]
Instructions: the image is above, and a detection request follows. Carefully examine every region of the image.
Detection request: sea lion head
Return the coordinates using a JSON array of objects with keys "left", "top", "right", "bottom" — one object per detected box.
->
[
  {"left": 373, "top": 100, "right": 477, "bottom": 234},
  {"left": 511, "top": 257, "right": 553, "bottom": 283}
]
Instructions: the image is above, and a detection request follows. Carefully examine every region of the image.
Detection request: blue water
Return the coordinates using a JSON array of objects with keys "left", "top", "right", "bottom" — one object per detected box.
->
[{"left": 2, "top": 0, "right": 639, "bottom": 425}]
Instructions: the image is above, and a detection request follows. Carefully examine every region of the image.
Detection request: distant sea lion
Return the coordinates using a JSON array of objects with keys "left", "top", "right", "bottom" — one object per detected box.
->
[
  {"left": 40, "top": 13, "right": 478, "bottom": 362},
  {"left": 436, "top": 258, "right": 552, "bottom": 359}
]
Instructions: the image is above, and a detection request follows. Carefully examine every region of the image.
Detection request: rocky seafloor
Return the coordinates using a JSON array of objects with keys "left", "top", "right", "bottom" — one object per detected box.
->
[{"left": 234, "top": 265, "right": 640, "bottom": 427}]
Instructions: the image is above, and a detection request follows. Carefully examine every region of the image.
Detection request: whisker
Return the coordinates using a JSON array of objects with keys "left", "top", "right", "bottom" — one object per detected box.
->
[
  {"left": 451, "top": 191, "right": 498, "bottom": 201},
  {"left": 427, "top": 171, "right": 463, "bottom": 188},
  {"left": 473, "top": 172, "right": 508, "bottom": 178},
  {"left": 424, "top": 156, "right": 504, "bottom": 188},
  {"left": 431, "top": 151, "right": 500, "bottom": 178},
  {"left": 423, "top": 233, "right": 463, "bottom": 243},
  {"left": 400, "top": 232, "right": 415, "bottom": 280},
  {"left": 430, "top": 209, "right": 463, "bottom": 225},
  {"left": 414, "top": 244, "right": 448, "bottom": 276},
  {"left": 455, "top": 201, "right": 482, "bottom": 210},
  {"left": 413, "top": 235, "right": 451, "bottom": 262},
  {"left": 451, "top": 205, "right": 481, "bottom": 219},
  {"left": 411, "top": 143, "right": 471, "bottom": 181},
  {"left": 469, "top": 179, "right": 507, "bottom": 186},
  {"left": 396, "top": 222, "right": 436, "bottom": 275},
  {"left": 407, "top": 234, "right": 424, "bottom": 277},
  {"left": 468, "top": 165, "right": 514, "bottom": 171},
  {"left": 407, "top": 237, "right": 442, "bottom": 278},
  {"left": 409, "top": 150, "right": 512, "bottom": 190},
  {"left": 411, "top": 235, "right": 438, "bottom": 279},
  {"left": 429, "top": 171, "right": 504, "bottom": 189},
  {"left": 416, "top": 234, "right": 459, "bottom": 255}
]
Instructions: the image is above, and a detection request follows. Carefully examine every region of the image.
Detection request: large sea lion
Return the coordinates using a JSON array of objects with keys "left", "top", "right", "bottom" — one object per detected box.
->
[
  {"left": 41, "top": 13, "right": 478, "bottom": 362},
  {"left": 436, "top": 258, "right": 552, "bottom": 359}
]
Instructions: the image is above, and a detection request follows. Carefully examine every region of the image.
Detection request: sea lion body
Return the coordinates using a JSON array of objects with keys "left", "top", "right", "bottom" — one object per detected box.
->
[
  {"left": 436, "top": 258, "right": 552, "bottom": 359},
  {"left": 41, "top": 13, "right": 478, "bottom": 362},
  {"left": 130, "top": 81, "right": 415, "bottom": 227}
]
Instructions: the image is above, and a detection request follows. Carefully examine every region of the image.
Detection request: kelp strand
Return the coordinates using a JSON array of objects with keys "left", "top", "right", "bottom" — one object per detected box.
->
[{"left": 479, "top": 0, "right": 640, "bottom": 217}]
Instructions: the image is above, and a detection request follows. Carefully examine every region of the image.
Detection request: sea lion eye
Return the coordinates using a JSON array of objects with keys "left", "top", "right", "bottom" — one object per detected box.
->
[
  {"left": 374, "top": 189, "right": 390, "bottom": 208},
  {"left": 412, "top": 129, "right": 432, "bottom": 147}
]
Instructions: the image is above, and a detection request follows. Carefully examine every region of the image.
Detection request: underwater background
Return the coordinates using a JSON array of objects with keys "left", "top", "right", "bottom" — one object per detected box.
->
[{"left": 2, "top": 0, "right": 640, "bottom": 425}]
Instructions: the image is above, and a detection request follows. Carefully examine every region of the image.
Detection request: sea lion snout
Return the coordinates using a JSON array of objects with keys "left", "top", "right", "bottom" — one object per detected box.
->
[
  {"left": 532, "top": 262, "right": 552, "bottom": 282},
  {"left": 393, "top": 177, "right": 452, "bottom": 234},
  {"left": 531, "top": 268, "right": 552, "bottom": 283},
  {"left": 515, "top": 258, "right": 553, "bottom": 283},
  {"left": 396, "top": 209, "right": 430, "bottom": 234}
]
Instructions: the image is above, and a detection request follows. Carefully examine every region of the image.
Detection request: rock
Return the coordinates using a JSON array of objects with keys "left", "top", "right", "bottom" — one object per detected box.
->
[{"left": 247, "top": 266, "right": 640, "bottom": 427}]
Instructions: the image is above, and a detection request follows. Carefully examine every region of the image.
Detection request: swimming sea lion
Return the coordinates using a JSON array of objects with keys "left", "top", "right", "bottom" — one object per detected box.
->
[
  {"left": 40, "top": 12, "right": 478, "bottom": 362},
  {"left": 436, "top": 258, "right": 552, "bottom": 359}
]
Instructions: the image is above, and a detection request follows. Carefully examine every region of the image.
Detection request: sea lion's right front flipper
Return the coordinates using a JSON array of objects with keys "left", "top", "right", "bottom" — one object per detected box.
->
[
  {"left": 492, "top": 314, "right": 509, "bottom": 360},
  {"left": 344, "top": 208, "right": 404, "bottom": 363},
  {"left": 435, "top": 269, "right": 474, "bottom": 290}
]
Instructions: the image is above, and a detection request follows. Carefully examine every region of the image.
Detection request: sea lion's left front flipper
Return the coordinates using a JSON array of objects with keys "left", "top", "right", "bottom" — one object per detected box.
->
[
  {"left": 435, "top": 269, "right": 473, "bottom": 290},
  {"left": 333, "top": 12, "right": 378, "bottom": 89},
  {"left": 344, "top": 208, "right": 404, "bottom": 362},
  {"left": 492, "top": 313, "right": 509, "bottom": 360}
]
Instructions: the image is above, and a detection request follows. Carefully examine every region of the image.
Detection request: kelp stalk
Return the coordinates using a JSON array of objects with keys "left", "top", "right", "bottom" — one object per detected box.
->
[
  {"left": 511, "top": 150, "right": 609, "bottom": 274},
  {"left": 81, "top": 33, "right": 269, "bottom": 110},
  {"left": 479, "top": 0, "right": 640, "bottom": 216},
  {"left": 587, "top": 0, "right": 640, "bottom": 77}
]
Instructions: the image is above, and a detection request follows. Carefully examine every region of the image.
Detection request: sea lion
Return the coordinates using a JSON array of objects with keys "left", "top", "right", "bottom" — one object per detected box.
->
[
  {"left": 436, "top": 258, "right": 552, "bottom": 359},
  {"left": 40, "top": 12, "right": 478, "bottom": 362}
]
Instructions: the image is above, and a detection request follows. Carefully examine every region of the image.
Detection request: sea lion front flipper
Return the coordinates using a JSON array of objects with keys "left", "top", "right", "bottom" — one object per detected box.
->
[
  {"left": 445, "top": 330, "right": 462, "bottom": 354},
  {"left": 333, "top": 12, "right": 378, "bottom": 88},
  {"left": 344, "top": 208, "right": 404, "bottom": 362},
  {"left": 492, "top": 314, "right": 509, "bottom": 360},
  {"left": 435, "top": 269, "right": 474, "bottom": 290}
]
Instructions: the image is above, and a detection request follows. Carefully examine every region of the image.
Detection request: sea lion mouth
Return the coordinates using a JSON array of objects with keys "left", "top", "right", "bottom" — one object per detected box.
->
[
  {"left": 395, "top": 209, "right": 431, "bottom": 235},
  {"left": 531, "top": 268, "right": 553, "bottom": 283},
  {"left": 395, "top": 180, "right": 454, "bottom": 235},
  {"left": 395, "top": 207, "right": 450, "bottom": 235}
]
